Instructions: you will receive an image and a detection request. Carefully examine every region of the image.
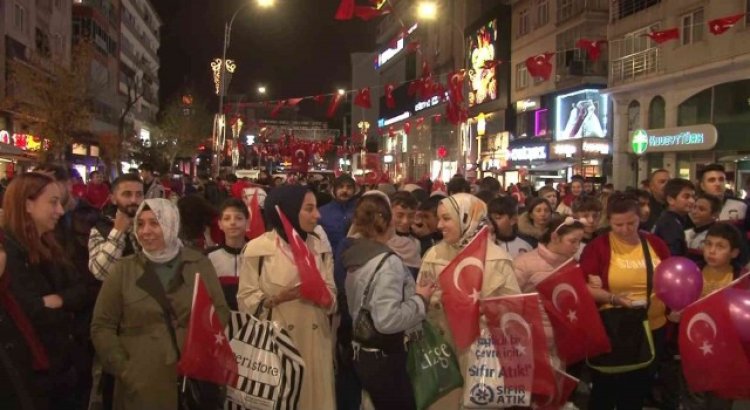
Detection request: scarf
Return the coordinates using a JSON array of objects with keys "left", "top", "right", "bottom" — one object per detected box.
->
[
  {"left": 135, "top": 198, "right": 182, "bottom": 263},
  {"left": 265, "top": 185, "right": 311, "bottom": 242},
  {"left": 440, "top": 193, "right": 488, "bottom": 249}
]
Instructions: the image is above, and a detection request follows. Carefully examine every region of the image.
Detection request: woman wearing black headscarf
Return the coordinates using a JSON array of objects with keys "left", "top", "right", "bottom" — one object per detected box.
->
[{"left": 237, "top": 185, "right": 336, "bottom": 410}]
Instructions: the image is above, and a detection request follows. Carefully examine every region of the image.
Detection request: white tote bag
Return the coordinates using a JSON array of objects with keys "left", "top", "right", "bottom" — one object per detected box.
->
[{"left": 224, "top": 311, "right": 305, "bottom": 410}]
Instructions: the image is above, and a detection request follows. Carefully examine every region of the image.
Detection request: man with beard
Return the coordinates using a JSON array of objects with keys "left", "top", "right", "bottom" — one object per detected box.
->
[
  {"left": 319, "top": 174, "right": 357, "bottom": 251},
  {"left": 88, "top": 173, "right": 144, "bottom": 280}
]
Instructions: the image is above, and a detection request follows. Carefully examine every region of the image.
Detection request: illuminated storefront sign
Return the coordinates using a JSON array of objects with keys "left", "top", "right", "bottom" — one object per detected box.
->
[
  {"left": 378, "top": 111, "right": 411, "bottom": 128},
  {"left": 555, "top": 89, "right": 608, "bottom": 140},
  {"left": 414, "top": 95, "right": 442, "bottom": 112},
  {"left": 0, "top": 130, "right": 45, "bottom": 151},
  {"left": 583, "top": 141, "right": 610, "bottom": 155},
  {"left": 515, "top": 98, "right": 540, "bottom": 112},
  {"left": 468, "top": 19, "right": 499, "bottom": 107},
  {"left": 629, "top": 124, "right": 718, "bottom": 154},
  {"left": 552, "top": 142, "right": 577, "bottom": 157},
  {"left": 377, "top": 24, "right": 418, "bottom": 68},
  {"left": 510, "top": 144, "right": 548, "bottom": 161}
]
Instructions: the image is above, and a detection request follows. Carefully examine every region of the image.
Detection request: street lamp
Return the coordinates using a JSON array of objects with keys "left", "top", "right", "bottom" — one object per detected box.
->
[
  {"left": 416, "top": 2, "right": 438, "bottom": 21},
  {"left": 215, "top": 0, "right": 275, "bottom": 177},
  {"left": 257, "top": 86, "right": 267, "bottom": 95},
  {"left": 337, "top": 88, "right": 346, "bottom": 96}
]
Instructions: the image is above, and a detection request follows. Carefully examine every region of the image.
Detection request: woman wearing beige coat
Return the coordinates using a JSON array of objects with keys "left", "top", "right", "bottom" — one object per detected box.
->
[
  {"left": 417, "top": 193, "right": 521, "bottom": 409},
  {"left": 237, "top": 185, "right": 336, "bottom": 410}
]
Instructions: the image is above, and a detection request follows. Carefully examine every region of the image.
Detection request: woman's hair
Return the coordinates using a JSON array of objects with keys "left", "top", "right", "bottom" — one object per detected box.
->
[
  {"left": 177, "top": 194, "right": 218, "bottom": 240},
  {"left": 352, "top": 194, "right": 392, "bottom": 239},
  {"left": 540, "top": 215, "right": 585, "bottom": 245},
  {"left": 2, "top": 172, "right": 65, "bottom": 264},
  {"left": 606, "top": 192, "right": 640, "bottom": 218},
  {"left": 525, "top": 197, "right": 551, "bottom": 217},
  {"left": 706, "top": 222, "right": 750, "bottom": 272}
]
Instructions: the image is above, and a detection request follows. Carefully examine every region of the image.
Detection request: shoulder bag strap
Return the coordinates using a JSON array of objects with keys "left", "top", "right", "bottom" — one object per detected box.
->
[
  {"left": 146, "top": 261, "right": 188, "bottom": 359},
  {"left": 640, "top": 236, "right": 654, "bottom": 311},
  {"left": 361, "top": 252, "right": 395, "bottom": 308}
]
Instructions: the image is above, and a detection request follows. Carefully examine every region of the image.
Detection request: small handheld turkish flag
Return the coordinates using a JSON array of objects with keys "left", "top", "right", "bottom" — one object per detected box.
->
[
  {"left": 532, "top": 368, "right": 579, "bottom": 410},
  {"left": 246, "top": 190, "right": 265, "bottom": 240},
  {"left": 275, "top": 206, "right": 333, "bottom": 307},
  {"left": 525, "top": 52, "right": 555, "bottom": 80},
  {"left": 438, "top": 227, "right": 488, "bottom": 349},
  {"left": 709, "top": 13, "right": 745, "bottom": 35},
  {"left": 482, "top": 293, "right": 557, "bottom": 398},
  {"left": 679, "top": 280, "right": 750, "bottom": 398},
  {"left": 645, "top": 28, "right": 680, "bottom": 44},
  {"left": 178, "top": 273, "right": 237, "bottom": 386},
  {"left": 536, "top": 258, "right": 611, "bottom": 364}
]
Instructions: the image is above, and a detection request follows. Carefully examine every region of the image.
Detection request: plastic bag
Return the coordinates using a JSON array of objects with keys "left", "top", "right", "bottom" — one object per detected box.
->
[{"left": 406, "top": 321, "right": 464, "bottom": 410}]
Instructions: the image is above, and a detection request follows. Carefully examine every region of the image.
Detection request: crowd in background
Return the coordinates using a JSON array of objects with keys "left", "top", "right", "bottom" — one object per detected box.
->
[{"left": 1, "top": 160, "right": 749, "bottom": 410}]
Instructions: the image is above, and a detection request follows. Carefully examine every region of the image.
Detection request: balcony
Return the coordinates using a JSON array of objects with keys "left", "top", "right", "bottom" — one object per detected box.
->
[
  {"left": 557, "top": 0, "right": 609, "bottom": 25},
  {"left": 610, "top": 47, "right": 660, "bottom": 84},
  {"left": 610, "top": 0, "right": 661, "bottom": 23}
]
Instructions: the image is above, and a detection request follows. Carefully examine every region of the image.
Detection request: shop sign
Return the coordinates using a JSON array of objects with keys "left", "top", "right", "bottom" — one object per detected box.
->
[
  {"left": 515, "top": 98, "right": 540, "bottom": 112},
  {"left": 582, "top": 141, "right": 610, "bottom": 155},
  {"left": 72, "top": 143, "right": 88, "bottom": 156},
  {"left": 510, "top": 144, "right": 548, "bottom": 161},
  {"left": 383, "top": 154, "right": 394, "bottom": 164},
  {"left": 552, "top": 142, "right": 577, "bottom": 157},
  {"left": 377, "top": 23, "right": 418, "bottom": 68},
  {"left": 414, "top": 95, "right": 443, "bottom": 112},
  {"left": 378, "top": 111, "right": 411, "bottom": 128},
  {"left": 0, "top": 130, "right": 45, "bottom": 151},
  {"left": 629, "top": 124, "right": 718, "bottom": 154}
]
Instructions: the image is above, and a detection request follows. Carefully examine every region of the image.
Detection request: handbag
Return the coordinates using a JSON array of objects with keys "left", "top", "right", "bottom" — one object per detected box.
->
[
  {"left": 146, "top": 263, "right": 226, "bottom": 410},
  {"left": 407, "top": 321, "right": 463, "bottom": 410},
  {"left": 352, "top": 252, "right": 405, "bottom": 351},
  {"left": 587, "top": 236, "right": 656, "bottom": 374}
]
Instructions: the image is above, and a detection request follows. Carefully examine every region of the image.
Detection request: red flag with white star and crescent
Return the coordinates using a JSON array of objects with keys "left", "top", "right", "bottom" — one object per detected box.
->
[
  {"left": 709, "top": 13, "right": 745, "bottom": 35},
  {"left": 178, "top": 273, "right": 238, "bottom": 386},
  {"left": 246, "top": 190, "right": 265, "bottom": 241},
  {"left": 679, "top": 276, "right": 750, "bottom": 398},
  {"left": 535, "top": 258, "right": 611, "bottom": 364},
  {"left": 275, "top": 206, "right": 333, "bottom": 307},
  {"left": 437, "top": 227, "right": 488, "bottom": 349}
]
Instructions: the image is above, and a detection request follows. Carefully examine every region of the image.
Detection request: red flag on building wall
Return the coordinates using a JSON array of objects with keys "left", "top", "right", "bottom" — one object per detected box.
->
[
  {"left": 178, "top": 274, "right": 237, "bottom": 385},
  {"left": 525, "top": 52, "right": 555, "bottom": 80},
  {"left": 438, "top": 227, "right": 489, "bottom": 349},
  {"left": 575, "top": 39, "right": 607, "bottom": 62},
  {"left": 354, "top": 87, "right": 372, "bottom": 109},
  {"left": 275, "top": 206, "right": 333, "bottom": 307},
  {"left": 709, "top": 13, "right": 745, "bottom": 35},
  {"left": 645, "top": 28, "right": 680, "bottom": 44},
  {"left": 385, "top": 83, "right": 396, "bottom": 109}
]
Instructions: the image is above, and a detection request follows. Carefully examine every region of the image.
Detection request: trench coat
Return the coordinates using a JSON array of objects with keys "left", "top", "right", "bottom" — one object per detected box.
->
[
  {"left": 417, "top": 241, "right": 521, "bottom": 410},
  {"left": 90, "top": 248, "right": 230, "bottom": 410},
  {"left": 237, "top": 230, "right": 337, "bottom": 410}
]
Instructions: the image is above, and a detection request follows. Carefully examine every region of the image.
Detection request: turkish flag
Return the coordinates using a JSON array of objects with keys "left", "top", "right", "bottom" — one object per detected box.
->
[
  {"left": 645, "top": 28, "right": 680, "bottom": 44},
  {"left": 353, "top": 87, "right": 371, "bottom": 109},
  {"left": 575, "top": 39, "right": 606, "bottom": 62},
  {"left": 525, "top": 52, "right": 555, "bottom": 80},
  {"left": 679, "top": 284, "right": 750, "bottom": 397},
  {"left": 421, "top": 60, "right": 431, "bottom": 78},
  {"left": 353, "top": 5, "right": 391, "bottom": 21},
  {"left": 536, "top": 259, "right": 611, "bottom": 364},
  {"left": 481, "top": 293, "right": 557, "bottom": 398},
  {"left": 291, "top": 145, "right": 309, "bottom": 172},
  {"left": 385, "top": 83, "right": 396, "bottom": 109},
  {"left": 449, "top": 70, "right": 465, "bottom": 104},
  {"left": 326, "top": 94, "right": 344, "bottom": 118},
  {"left": 287, "top": 97, "right": 303, "bottom": 107},
  {"left": 246, "top": 190, "right": 265, "bottom": 240},
  {"left": 406, "top": 41, "right": 421, "bottom": 53},
  {"left": 275, "top": 206, "right": 333, "bottom": 307},
  {"left": 438, "top": 227, "right": 489, "bottom": 349},
  {"left": 709, "top": 13, "right": 745, "bottom": 35},
  {"left": 445, "top": 101, "right": 468, "bottom": 125},
  {"left": 334, "top": 0, "right": 355, "bottom": 20},
  {"left": 270, "top": 100, "right": 285, "bottom": 118},
  {"left": 403, "top": 121, "right": 411, "bottom": 135},
  {"left": 532, "top": 368, "right": 579, "bottom": 410},
  {"left": 178, "top": 274, "right": 237, "bottom": 385}
]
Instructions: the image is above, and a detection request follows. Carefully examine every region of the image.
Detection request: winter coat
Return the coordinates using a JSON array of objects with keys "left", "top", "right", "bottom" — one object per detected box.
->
[
  {"left": 90, "top": 248, "right": 230, "bottom": 410},
  {"left": 0, "top": 302, "right": 43, "bottom": 410},
  {"left": 517, "top": 211, "right": 545, "bottom": 246},
  {"left": 417, "top": 241, "right": 521, "bottom": 410},
  {"left": 237, "top": 230, "right": 336, "bottom": 410},
  {"left": 143, "top": 179, "right": 165, "bottom": 199},
  {"left": 318, "top": 199, "right": 356, "bottom": 252}
]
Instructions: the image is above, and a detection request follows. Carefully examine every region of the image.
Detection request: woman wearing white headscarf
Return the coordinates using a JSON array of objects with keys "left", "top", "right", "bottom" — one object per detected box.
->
[
  {"left": 91, "top": 199, "right": 230, "bottom": 410},
  {"left": 417, "top": 193, "right": 521, "bottom": 410}
]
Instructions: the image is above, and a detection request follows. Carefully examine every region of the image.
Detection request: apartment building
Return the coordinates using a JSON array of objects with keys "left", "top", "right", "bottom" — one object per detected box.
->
[
  {"left": 607, "top": 0, "right": 750, "bottom": 189},
  {"left": 508, "top": 0, "right": 610, "bottom": 190},
  {"left": 120, "top": 0, "right": 161, "bottom": 147}
]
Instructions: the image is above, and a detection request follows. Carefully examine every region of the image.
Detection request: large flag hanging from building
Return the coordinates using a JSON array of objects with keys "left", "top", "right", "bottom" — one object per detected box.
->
[
  {"left": 178, "top": 273, "right": 237, "bottom": 385},
  {"left": 276, "top": 206, "right": 333, "bottom": 307},
  {"left": 536, "top": 259, "right": 611, "bottom": 364},
  {"left": 525, "top": 52, "right": 555, "bottom": 81},
  {"left": 709, "top": 13, "right": 745, "bottom": 35},
  {"left": 645, "top": 28, "right": 680, "bottom": 44},
  {"left": 438, "top": 227, "right": 488, "bottom": 349}
]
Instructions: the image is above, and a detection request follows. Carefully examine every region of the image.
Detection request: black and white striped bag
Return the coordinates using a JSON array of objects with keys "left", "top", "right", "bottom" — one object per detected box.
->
[{"left": 224, "top": 311, "right": 305, "bottom": 410}]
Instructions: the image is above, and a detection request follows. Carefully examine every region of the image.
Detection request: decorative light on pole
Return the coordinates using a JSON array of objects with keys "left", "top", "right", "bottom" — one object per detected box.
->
[{"left": 416, "top": 1, "right": 438, "bottom": 20}]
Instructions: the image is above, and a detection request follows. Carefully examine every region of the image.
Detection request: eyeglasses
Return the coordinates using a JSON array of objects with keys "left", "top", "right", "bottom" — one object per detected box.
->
[{"left": 553, "top": 216, "right": 584, "bottom": 234}]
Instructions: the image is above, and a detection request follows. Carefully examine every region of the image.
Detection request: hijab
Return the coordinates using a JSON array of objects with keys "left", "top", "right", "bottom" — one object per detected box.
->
[
  {"left": 440, "top": 193, "right": 488, "bottom": 249},
  {"left": 135, "top": 198, "right": 182, "bottom": 263},
  {"left": 265, "top": 185, "right": 311, "bottom": 242}
]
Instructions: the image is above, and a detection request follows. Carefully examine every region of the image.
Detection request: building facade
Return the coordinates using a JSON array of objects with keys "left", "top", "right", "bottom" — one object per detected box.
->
[
  {"left": 509, "top": 0, "right": 610, "bottom": 190},
  {"left": 607, "top": 0, "right": 750, "bottom": 191}
]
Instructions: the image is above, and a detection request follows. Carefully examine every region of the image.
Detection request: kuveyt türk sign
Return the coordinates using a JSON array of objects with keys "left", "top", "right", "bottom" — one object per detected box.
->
[{"left": 629, "top": 124, "right": 718, "bottom": 155}]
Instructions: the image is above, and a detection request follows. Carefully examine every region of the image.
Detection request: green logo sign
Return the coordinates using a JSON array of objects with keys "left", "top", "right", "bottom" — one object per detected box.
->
[{"left": 632, "top": 129, "right": 648, "bottom": 155}]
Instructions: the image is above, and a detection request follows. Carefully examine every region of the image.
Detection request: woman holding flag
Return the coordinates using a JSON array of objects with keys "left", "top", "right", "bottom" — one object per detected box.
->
[
  {"left": 417, "top": 193, "right": 521, "bottom": 409},
  {"left": 91, "top": 198, "right": 230, "bottom": 409},
  {"left": 237, "top": 185, "right": 336, "bottom": 410}
]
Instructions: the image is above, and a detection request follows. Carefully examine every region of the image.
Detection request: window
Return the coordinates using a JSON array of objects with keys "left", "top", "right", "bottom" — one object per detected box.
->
[
  {"left": 13, "top": 3, "right": 25, "bottom": 32},
  {"left": 537, "top": 0, "right": 549, "bottom": 27},
  {"left": 648, "top": 96, "right": 665, "bottom": 128},
  {"left": 627, "top": 100, "right": 640, "bottom": 132},
  {"left": 558, "top": 0, "right": 574, "bottom": 22},
  {"left": 518, "top": 9, "right": 530, "bottom": 37},
  {"left": 681, "top": 8, "right": 704, "bottom": 46},
  {"left": 516, "top": 63, "right": 529, "bottom": 89}
]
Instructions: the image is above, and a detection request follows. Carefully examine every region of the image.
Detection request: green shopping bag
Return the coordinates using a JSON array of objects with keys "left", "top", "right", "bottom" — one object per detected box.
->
[{"left": 407, "top": 321, "right": 464, "bottom": 410}]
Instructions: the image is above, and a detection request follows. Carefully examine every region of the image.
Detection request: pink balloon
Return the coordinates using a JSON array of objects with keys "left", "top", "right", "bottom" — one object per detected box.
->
[
  {"left": 725, "top": 289, "right": 750, "bottom": 342},
  {"left": 654, "top": 256, "right": 703, "bottom": 311}
]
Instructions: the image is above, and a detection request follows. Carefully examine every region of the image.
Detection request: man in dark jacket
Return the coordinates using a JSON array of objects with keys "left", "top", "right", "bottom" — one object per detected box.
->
[
  {"left": 318, "top": 175, "right": 357, "bottom": 251},
  {"left": 643, "top": 169, "right": 670, "bottom": 231}
]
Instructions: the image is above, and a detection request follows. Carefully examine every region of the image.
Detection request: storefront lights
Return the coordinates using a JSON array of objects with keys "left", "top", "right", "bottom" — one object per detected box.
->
[{"left": 477, "top": 113, "right": 486, "bottom": 137}]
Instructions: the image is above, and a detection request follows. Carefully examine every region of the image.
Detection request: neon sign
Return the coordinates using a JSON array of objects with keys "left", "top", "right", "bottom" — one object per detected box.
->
[
  {"left": 510, "top": 145, "right": 547, "bottom": 161},
  {"left": 629, "top": 125, "right": 718, "bottom": 154}
]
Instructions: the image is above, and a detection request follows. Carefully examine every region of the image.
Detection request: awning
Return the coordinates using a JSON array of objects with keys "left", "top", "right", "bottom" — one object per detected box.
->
[
  {"left": 529, "top": 161, "right": 573, "bottom": 172},
  {"left": 0, "top": 143, "right": 35, "bottom": 161}
]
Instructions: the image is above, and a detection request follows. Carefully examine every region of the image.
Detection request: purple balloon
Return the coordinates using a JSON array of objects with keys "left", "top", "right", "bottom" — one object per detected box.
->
[
  {"left": 654, "top": 256, "right": 703, "bottom": 311},
  {"left": 725, "top": 289, "right": 750, "bottom": 342}
]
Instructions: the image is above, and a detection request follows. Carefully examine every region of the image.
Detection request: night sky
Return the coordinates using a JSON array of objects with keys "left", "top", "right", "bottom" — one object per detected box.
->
[{"left": 151, "top": 0, "right": 378, "bottom": 116}]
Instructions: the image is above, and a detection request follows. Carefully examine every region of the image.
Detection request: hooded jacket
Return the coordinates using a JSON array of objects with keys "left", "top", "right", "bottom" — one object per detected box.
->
[{"left": 517, "top": 211, "right": 545, "bottom": 246}]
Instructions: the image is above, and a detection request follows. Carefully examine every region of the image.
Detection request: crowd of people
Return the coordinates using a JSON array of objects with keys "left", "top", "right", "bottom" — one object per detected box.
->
[{"left": 1, "top": 160, "right": 749, "bottom": 410}]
